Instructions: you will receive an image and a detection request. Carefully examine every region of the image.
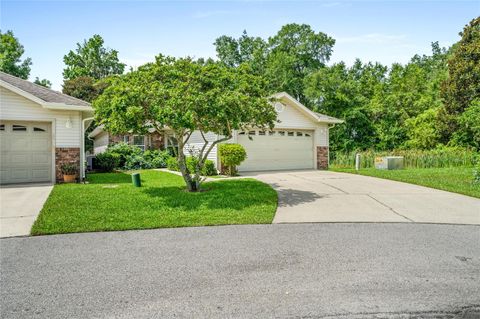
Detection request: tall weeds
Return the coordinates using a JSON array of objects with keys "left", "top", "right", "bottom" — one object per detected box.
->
[{"left": 331, "top": 148, "right": 479, "bottom": 169}]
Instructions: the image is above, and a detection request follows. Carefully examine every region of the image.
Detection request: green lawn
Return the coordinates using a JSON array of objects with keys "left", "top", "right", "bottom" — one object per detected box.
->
[
  {"left": 332, "top": 167, "right": 480, "bottom": 199},
  {"left": 31, "top": 170, "right": 277, "bottom": 235}
]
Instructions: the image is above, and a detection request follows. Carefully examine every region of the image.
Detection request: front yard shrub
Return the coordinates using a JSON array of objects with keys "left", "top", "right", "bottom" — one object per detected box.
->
[
  {"left": 167, "top": 157, "right": 179, "bottom": 171},
  {"left": 202, "top": 160, "right": 218, "bottom": 176},
  {"left": 167, "top": 157, "right": 217, "bottom": 176},
  {"left": 106, "top": 142, "right": 142, "bottom": 166},
  {"left": 96, "top": 152, "right": 121, "bottom": 172},
  {"left": 124, "top": 154, "right": 153, "bottom": 170},
  {"left": 143, "top": 150, "right": 171, "bottom": 168},
  {"left": 219, "top": 144, "right": 247, "bottom": 176}
]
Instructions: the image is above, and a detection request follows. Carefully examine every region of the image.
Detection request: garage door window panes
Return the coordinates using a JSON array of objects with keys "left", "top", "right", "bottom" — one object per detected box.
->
[
  {"left": 12, "top": 125, "right": 27, "bottom": 132},
  {"left": 0, "top": 124, "right": 4, "bottom": 131},
  {"left": 34, "top": 126, "right": 47, "bottom": 132}
]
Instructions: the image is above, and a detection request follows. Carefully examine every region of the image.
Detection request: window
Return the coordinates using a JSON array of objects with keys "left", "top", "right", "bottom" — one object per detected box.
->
[
  {"left": 304, "top": 133, "right": 311, "bottom": 137},
  {"left": 269, "top": 131, "right": 275, "bottom": 136},
  {"left": 12, "top": 125, "right": 27, "bottom": 132},
  {"left": 123, "top": 135, "right": 129, "bottom": 143},
  {"left": 278, "top": 131, "right": 285, "bottom": 136},
  {"left": 239, "top": 131, "right": 246, "bottom": 135},
  {"left": 248, "top": 131, "right": 256, "bottom": 136},
  {"left": 133, "top": 135, "right": 145, "bottom": 151},
  {"left": 34, "top": 127, "right": 46, "bottom": 132},
  {"left": 296, "top": 132, "right": 303, "bottom": 136},
  {"left": 258, "top": 131, "right": 266, "bottom": 136},
  {"left": 288, "top": 131, "right": 294, "bottom": 136},
  {"left": 0, "top": 124, "right": 4, "bottom": 131}
]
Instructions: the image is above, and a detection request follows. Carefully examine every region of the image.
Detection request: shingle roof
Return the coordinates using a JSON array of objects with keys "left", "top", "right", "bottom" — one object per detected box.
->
[
  {"left": 314, "top": 112, "right": 343, "bottom": 123},
  {"left": 0, "top": 71, "right": 91, "bottom": 107}
]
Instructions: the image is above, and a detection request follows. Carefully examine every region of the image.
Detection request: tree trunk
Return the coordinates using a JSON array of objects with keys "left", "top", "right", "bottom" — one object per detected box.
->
[{"left": 177, "top": 135, "right": 198, "bottom": 192}]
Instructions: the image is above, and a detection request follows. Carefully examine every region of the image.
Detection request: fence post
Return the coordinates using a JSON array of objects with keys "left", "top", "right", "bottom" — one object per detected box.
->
[{"left": 355, "top": 153, "right": 361, "bottom": 171}]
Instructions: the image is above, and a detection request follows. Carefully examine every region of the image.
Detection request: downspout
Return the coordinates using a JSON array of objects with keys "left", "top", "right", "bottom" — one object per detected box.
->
[{"left": 81, "top": 117, "right": 94, "bottom": 181}]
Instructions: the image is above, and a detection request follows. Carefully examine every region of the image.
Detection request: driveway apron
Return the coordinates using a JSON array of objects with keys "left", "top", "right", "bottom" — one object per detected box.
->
[
  {"left": 0, "top": 184, "right": 53, "bottom": 237},
  {"left": 243, "top": 170, "right": 480, "bottom": 225}
]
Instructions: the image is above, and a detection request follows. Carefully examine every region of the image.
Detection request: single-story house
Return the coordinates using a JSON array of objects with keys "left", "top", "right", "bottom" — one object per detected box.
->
[
  {"left": 89, "top": 92, "right": 343, "bottom": 172},
  {"left": 0, "top": 71, "right": 93, "bottom": 184}
]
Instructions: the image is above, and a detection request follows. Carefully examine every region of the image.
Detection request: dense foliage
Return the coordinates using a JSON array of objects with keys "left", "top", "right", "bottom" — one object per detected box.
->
[
  {"left": 0, "top": 30, "right": 32, "bottom": 79},
  {"left": 218, "top": 144, "right": 247, "bottom": 176},
  {"left": 63, "top": 34, "right": 125, "bottom": 81},
  {"left": 215, "top": 24, "right": 335, "bottom": 105},
  {"left": 97, "top": 143, "right": 171, "bottom": 171},
  {"left": 95, "top": 152, "right": 121, "bottom": 172}
]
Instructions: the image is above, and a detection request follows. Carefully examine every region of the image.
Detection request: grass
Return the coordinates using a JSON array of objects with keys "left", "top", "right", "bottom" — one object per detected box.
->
[
  {"left": 31, "top": 170, "right": 277, "bottom": 235},
  {"left": 332, "top": 167, "right": 480, "bottom": 199}
]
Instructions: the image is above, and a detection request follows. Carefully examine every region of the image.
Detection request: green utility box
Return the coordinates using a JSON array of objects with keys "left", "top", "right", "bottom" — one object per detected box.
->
[{"left": 131, "top": 173, "right": 141, "bottom": 187}]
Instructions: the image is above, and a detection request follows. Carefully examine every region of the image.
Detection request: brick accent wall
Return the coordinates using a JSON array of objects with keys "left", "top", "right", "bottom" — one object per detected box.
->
[
  {"left": 55, "top": 147, "right": 80, "bottom": 182},
  {"left": 316, "top": 146, "right": 329, "bottom": 170}
]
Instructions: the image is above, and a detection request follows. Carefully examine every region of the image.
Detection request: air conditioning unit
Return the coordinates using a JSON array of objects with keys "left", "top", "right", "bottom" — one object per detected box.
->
[{"left": 374, "top": 156, "right": 404, "bottom": 170}]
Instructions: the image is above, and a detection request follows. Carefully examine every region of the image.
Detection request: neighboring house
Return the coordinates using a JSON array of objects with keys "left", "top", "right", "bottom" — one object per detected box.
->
[
  {"left": 89, "top": 92, "right": 343, "bottom": 171},
  {"left": 0, "top": 72, "right": 93, "bottom": 184}
]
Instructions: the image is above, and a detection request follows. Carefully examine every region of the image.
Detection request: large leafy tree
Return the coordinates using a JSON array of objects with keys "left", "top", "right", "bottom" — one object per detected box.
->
[
  {"left": 0, "top": 30, "right": 32, "bottom": 79},
  {"left": 63, "top": 34, "right": 125, "bottom": 80},
  {"left": 267, "top": 24, "right": 335, "bottom": 104},
  {"left": 94, "top": 56, "right": 277, "bottom": 191},
  {"left": 440, "top": 17, "right": 480, "bottom": 144},
  {"left": 62, "top": 76, "right": 110, "bottom": 103},
  {"left": 214, "top": 24, "right": 335, "bottom": 105}
]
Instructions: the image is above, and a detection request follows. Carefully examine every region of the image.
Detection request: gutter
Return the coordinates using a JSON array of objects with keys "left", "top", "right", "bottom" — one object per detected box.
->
[{"left": 81, "top": 117, "right": 94, "bottom": 181}]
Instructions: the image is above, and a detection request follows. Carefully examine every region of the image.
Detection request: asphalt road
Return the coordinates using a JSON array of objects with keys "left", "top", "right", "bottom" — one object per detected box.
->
[{"left": 1, "top": 224, "right": 479, "bottom": 319}]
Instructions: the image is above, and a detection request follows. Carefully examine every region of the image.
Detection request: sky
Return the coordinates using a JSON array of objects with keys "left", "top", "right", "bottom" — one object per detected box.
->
[{"left": 1, "top": 1, "right": 478, "bottom": 91}]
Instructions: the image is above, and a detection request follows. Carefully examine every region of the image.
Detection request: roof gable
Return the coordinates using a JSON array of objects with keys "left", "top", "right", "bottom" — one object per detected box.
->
[
  {"left": 0, "top": 71, "right": 92, "bottom": 111},
  {"left": 272, "top": 92, "right": 343, "bottom": 124}
]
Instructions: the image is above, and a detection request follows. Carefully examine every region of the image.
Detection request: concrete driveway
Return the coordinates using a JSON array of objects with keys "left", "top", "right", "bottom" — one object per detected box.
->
[
  {"left": 244, "top": 170, "right": 480, "bottom": 225},
  {"left": 0, "top": 184, "right": 53, "bottom": 238}
]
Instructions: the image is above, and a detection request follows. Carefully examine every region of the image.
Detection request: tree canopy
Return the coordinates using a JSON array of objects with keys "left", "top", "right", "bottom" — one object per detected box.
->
[
  {"left": 63, "top": 34, "right": 125, "bottom": 80},
  {"left": 0, "top": 30, "right": 32, "bottom": 79},
  {"left": 214, "top": 24, "right": 335, "bottom": 105},
  {"left": 94, "top": 56, "right": 277, "bottom": 191},
  {"left": 440, "top": 17, "right": 480, "bottom": 144}
]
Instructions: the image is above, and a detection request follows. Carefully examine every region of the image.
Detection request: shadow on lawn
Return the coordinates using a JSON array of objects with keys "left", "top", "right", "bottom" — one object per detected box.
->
[{"left": 141, "top": 179, "right": 276, "bottom": 211}]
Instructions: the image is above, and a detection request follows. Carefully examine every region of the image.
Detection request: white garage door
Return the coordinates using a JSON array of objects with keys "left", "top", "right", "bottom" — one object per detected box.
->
[
  {"left": 0, "top": 121, "right": 52, "bottom": 184},
  {"left": 237, "top": 129, "right": 314, "bottom": 171}
]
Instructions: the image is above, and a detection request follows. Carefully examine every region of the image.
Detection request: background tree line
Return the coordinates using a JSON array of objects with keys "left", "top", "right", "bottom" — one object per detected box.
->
[{"left": 1, "top": 17, "right": 478, "bottom": 156}]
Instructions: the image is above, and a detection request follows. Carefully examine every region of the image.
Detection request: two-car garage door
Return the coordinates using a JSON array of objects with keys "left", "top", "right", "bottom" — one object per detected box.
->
[
  {"left": 237, "top": 129, "right": 314, "bottom": 171},
  {"left": 0, "top": 121, "right": 52, "bottom": 184}
]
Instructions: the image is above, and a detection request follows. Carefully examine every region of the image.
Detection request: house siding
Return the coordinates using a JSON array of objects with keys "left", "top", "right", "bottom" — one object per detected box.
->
[
  {"left": 183, "top": 131, "right": 219, "bottom": 167},
  {"left": 93, "top": 131, "right": 109, "bottom": 154},
  {"left": 275, "top": 101, "right": 317, "bottom": 129},
  {"left": 0, "top": 87, "right": 82, "bottom": 147}
]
